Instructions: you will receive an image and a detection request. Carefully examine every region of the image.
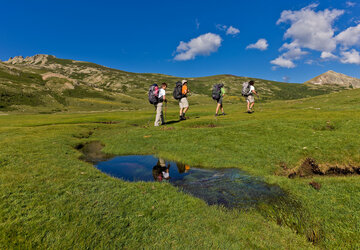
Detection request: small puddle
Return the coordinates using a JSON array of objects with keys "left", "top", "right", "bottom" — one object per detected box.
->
[{"left": 92, "top": 153, "right": 285, "bottom": 209}]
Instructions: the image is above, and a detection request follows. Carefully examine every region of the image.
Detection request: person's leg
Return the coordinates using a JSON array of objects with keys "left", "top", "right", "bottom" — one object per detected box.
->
[
  {"left": 221, "top": 104, "right": 225, "bottom": 114},
  {"left": 154, "top": 103, "right": 162, "bottom": 126},
  {"left": 179, "top": 100, "right": 183, "bottom": 120},
  {"left": 215, "top": 103, "right": 221, "bottom": 115},
  {"left": 250, "top": 102, "right": 254, "bottom": 110},
  {"left": 247, "top": 100, "right": 250, "bottom": 112},
  {"left": 160, "top": 107, "right": 164, "bottom": 125},
  {"left": 181, "top": 98, "right": 189, "bottom": 119}
]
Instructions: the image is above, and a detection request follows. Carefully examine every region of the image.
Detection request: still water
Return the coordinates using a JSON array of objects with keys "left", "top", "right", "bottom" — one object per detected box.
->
[{"left": 95, "top": 155, "right": 285, "bottom": 209}]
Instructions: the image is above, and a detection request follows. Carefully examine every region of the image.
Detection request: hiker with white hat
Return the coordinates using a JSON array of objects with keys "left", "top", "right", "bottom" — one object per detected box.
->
[{"left": 179, "top": 79, "right": 190, "bottom": 120}]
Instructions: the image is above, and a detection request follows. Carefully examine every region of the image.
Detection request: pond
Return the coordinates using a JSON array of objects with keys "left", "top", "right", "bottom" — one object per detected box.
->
[{"left": 94, "top": 154, "right": 285, "bottom": 209}]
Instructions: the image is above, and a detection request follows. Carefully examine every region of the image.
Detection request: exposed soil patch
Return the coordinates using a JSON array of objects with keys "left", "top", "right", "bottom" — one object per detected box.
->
[
  {"left": 288, "top": 158, "right": 360, "bottom": 178},
  {"left": 76, "top": 141, "right": 114, "bottom": 163},
  {"left": 309, "top": 181, "right": 321, "bottom": 190},
  {"left": 160, "top": 126, "right": 175, "bottom": 131},
  {"left": 94, "top": 121, "right": 122, "bottom": 124},
  {"left": 190, "top": 123, "right": 217, "bottom": 128}
]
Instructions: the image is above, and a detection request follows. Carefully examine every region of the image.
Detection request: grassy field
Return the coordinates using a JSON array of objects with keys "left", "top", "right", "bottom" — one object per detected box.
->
[{"left": 1, "top": 89, "right": 359, "bottom": 248}]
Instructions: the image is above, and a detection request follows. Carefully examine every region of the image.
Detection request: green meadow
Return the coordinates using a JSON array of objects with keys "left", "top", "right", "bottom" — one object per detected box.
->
[{"left": 1, "top": 88, "right": 360, "bottom": 248}]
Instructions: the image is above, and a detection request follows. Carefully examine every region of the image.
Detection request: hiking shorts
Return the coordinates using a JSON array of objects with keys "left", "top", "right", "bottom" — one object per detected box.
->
[
  {"left": 179, "top": 97, "right": 189, "bottom": 109},
  {"left": 217, "top": 96, "right": 223, "bottom": 105},
  {"left": 246, "top": 95, "right": 254, "bottom": 103}
]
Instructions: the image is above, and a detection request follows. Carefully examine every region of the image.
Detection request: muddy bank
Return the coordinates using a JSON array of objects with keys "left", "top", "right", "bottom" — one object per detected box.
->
[{"left": 286, "top": 158, "right": 360, "bottom": 178}]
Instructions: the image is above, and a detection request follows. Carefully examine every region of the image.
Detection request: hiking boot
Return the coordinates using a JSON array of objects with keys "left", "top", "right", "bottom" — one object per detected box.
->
[
  {"left": 222, "top": 113, "right": 226, "bottom": 116},
  {"left": 215, "top": 113, "right": 219, "bottom": 117}
]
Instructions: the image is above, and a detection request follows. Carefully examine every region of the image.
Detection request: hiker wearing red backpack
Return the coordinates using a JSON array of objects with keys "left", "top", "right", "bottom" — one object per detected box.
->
[{"left": 154, "top": 83, "right": 167, "bottom": 126}]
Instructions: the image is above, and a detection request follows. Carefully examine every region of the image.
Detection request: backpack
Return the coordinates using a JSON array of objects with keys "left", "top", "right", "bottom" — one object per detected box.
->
[
  {"left": 148, "top": 84, "right": 159, "bottom": 104},
  {"left": 212, "top": 84, "right": 222, "bottom": 100},
  {"left": 241, "top": 82, "right": 251, "bottom": 96},
  {"left": 173, "top": 81, "right": 183, "bottom": 100}
]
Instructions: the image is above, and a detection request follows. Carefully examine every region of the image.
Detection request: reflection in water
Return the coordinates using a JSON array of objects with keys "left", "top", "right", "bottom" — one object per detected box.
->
[
  {"left": 95, "top": 155, "right": 284, "bottom": 209},
  {"left": 152, "top": 158, "right": 171, "bottom": 181}
]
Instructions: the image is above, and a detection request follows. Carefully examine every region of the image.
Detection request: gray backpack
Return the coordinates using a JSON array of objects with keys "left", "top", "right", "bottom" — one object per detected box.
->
[{"left": 241, "top": 82, "right": 251, "bottom": 96}]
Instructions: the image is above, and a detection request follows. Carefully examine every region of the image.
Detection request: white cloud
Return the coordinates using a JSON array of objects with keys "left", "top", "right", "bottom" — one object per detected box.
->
[
  {"left": 226, "top": 26, "right": 240, "bottom": 35},
  {"left": 280, "top": 44, "right": 308, "bottom": 59},
  {"left": 340, "top": 49, "right": 360, "bottom": 64},
  {"left": 174, "top": 33, "right": 222, "bottom": 61},
  {"left": 195, "top": 19, "right": 200, "bottom": 29},
  {"left": 321, "top": 51, "right": 338, "bottom": 59},
  {"left": 216, "top": 24, "right": 240, "bottom": 36},
  {"left": 336, "top": 24, "right": 360, "bottom": 49},
  {"left": 282, "top": 76, "right": 290, "bottom": 82},
  {"left": 246, "top": 39, "right": 268, "bottom": 50},
  {"left": 272, "top": 4, "right": 345, "bottom": 68},
  {"left": 216, "top": 24, "right": 227, "bottom": 31},
  {"left": 277, "top": 4, "right": 344, "bottom": 52},
  {"left": 270, "top": 56, "right": 295, "bottom": 68},
  {"left": 346, "top": 1, "right": 356, "bottom": 7}
]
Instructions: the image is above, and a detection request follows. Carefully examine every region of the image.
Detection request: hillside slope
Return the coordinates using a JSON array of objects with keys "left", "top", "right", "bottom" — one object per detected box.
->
[{"left": 0, "top": 54, "right": 346, "bottom": 112}]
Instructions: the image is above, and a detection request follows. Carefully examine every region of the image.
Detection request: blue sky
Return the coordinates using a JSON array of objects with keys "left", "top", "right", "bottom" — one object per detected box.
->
[{"left": 1, "top": 0, "right": 360, "bottom": 83}]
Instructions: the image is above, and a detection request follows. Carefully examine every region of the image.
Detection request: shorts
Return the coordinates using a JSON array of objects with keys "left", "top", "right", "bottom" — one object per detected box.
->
[
  {"left": 217, "top": 96, "right": 223, "bottom": 105},
  {"left": 179, "top": 97, "right": 189, "bottom": 109},
  {"left": 246, "top": 95, "right": 254, "bottom": 103}
]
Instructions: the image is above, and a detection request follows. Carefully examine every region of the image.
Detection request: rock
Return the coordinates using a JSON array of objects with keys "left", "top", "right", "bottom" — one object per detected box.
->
[{"left": 5, "top": 54, "right": 54, "bottom": 65}]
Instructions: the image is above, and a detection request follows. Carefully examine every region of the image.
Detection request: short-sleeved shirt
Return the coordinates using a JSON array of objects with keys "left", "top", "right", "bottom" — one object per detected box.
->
[
  {"left": 158, "top": 88, "right": 166, "bottom": 99},
  {"left": 249, "top": 85, "right": 255, "bottom": 95},
  {"left": 220, "top": 87, "right": 226, "bottom": 96},
  {"left": 182, "top": 85, "right": 188, "bottom": 96}
]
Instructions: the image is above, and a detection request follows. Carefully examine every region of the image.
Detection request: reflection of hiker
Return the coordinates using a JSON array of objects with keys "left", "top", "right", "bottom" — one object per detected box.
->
[
  {"left": 179, "top": 80, "right": 190, "bottom": 120},
  {"left": 242, "top": 80, "right": 258, "bottom": 113},
  {"left": 212, "top": 83, "right": 226, "bottom": 116},
  {"left": 154, "top": 83, "right": 167, "bottom": 126},
  {"left": 152, "top": 158, "right": 170, "bottom": 181},
  {"left": 177, "top": 162, "right": 190, "bottom": 174}
]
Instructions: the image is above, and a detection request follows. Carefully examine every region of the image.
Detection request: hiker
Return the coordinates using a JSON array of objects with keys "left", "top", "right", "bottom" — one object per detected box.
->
[
  {"left": 243, "top": 80, "right": 258, "bottom": 113},
  {"left": 213, "top": 83, "right": 226, "bottom": 116},
  {"left": 179, "top": 79, "right": 190, "bottom": 120},
  {"left": 154, "top": 82, "right": 167, "bottom": 126}
]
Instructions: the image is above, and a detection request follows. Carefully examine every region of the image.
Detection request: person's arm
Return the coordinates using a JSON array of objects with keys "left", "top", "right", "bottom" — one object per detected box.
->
[{"left": 252, "top": 89, "right": 258, "bottom": 96}]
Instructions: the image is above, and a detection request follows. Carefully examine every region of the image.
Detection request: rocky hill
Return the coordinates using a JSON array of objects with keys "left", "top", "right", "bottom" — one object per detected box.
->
[
  {"left": 0, "top": 54, "right": 347, "bottom": 112},
  {"left": 305, "top": 70, "right": 360, "bottom": 88}
]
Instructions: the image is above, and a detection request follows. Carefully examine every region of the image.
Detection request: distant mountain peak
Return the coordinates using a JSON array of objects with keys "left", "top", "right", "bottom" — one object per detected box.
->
[{"left": 305, "top": 70, "right": 360, "bottom": 89}]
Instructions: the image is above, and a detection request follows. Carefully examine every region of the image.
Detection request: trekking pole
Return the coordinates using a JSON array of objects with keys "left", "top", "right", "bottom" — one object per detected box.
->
[{"left": 164, "top": 102, "right": 167, "bottom": 125}]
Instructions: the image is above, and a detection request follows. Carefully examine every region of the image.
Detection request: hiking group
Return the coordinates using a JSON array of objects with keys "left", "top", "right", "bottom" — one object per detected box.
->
[{"left": 149, "top": 79, "right": 258, "bottom": 126}]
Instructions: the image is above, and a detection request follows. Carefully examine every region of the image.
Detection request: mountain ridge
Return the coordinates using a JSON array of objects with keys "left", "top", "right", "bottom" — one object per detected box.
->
[{"left": 0, "top": 54, "right": 348, "bottom": 112}]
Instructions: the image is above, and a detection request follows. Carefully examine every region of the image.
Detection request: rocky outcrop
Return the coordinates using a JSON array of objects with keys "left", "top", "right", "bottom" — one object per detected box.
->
[
  {"left": 305, "top": 70, "right": 360, "bottom": 89},
  {"left": 5, "top": 54, "right": 54, "bottom": 65}
]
